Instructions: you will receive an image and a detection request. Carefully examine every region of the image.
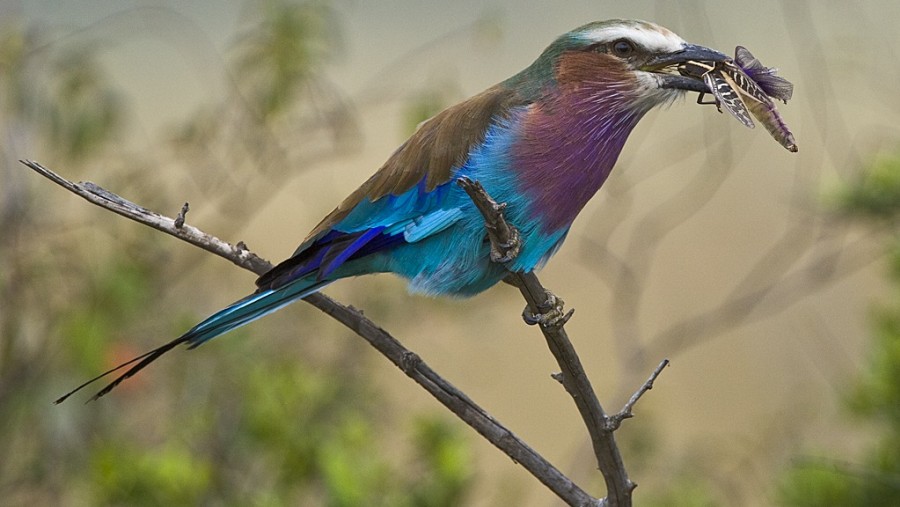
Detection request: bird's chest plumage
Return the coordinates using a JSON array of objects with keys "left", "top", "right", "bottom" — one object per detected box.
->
[{"left": 511, "top": 84, "right": 644, "bottom": 231}]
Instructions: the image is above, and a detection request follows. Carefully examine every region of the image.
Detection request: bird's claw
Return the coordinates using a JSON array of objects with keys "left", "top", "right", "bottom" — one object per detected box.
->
[
  {"left": 490, "top": 224, "right": 521, "bottom": 263},
  {"left": 522, "top": 291, "right": 573, "bottom": 327}
]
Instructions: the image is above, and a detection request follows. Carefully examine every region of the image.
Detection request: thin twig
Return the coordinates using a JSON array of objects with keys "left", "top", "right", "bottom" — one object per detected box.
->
[
  {"left": 458, "top": 177, "right": 636, "bottom": 507},
  {"left": 21, "top": 160, "right": 598, "bottom": 507},
  {"left": 175, "top": 202, "right": 189, "bottom": 229},
  {"left": 607, "top": 359, "right": 669, "bottom": 430},
  {"left": 22, "top": 160, "right": 271, "bottom": 275}
]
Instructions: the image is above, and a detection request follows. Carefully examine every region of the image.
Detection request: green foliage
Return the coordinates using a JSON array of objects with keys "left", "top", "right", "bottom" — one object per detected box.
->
[
  {"left": 69, "top": 325, "right": 474, "bottom": 506},
  {"left": 0, "top": 23, "right": 31, "bottom": 117},
  {"left": 61, "top": 259, "right": 159, "bottom": 374},
  {"left": 45, "top": 46, "right": 123, "bottom": 159},
  {"left": 1, "top": 3, "right": 476, "bottom": 506},
  {"left": 90, "top": 442, "right": 213, "bottom": 506},
  {"left": 0, "top": 22, "right": 122, "bottom": 160},
  {"left": 852, "top": 283, "right": 900, "bottom": 425},
  {"left": 777, "top": 153, "right": 900, "bottom": 505},
  {"left": 233, "top": 0, "right": 340, "bottom": 119},
  {"left": 168, "top": 0, "right": 354, "bottom": 226},
  {"left": 408, "top": 417, "right": 474, "bottom": 507},
  {"left": 837, "top": 155, "right": 900, "bottom": 220},
  {"left": 778, "top": 464, "right": 857, "bottom": 507},
  {"left": 778, "top": 453, "right": 900, "bottom": 507},
  {"left": 643, "top": 474, "right": 720, "bottom": 507}
]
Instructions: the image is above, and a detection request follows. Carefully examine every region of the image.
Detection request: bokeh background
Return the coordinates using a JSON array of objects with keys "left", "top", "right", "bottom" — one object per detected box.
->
[{"left": 3, "top": 1, "right": 900, "bottom": 505}]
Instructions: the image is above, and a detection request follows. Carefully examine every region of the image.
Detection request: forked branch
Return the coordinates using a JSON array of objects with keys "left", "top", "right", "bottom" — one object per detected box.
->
[{"left": 458, "top": 176, "right": 670, "bottom": 507}]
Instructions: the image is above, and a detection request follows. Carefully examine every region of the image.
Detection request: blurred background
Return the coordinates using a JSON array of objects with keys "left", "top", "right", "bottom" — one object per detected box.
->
[{"left": 2, "top": 0, "right": 899, "bottom": 505}]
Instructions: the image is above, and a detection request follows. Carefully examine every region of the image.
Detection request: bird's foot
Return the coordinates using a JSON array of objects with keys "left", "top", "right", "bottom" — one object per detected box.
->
[
  {"left": 522, "top": 291, "right": 574, "bottom": 328},
  {"left": 457, "top": 177, "right": 521, "bottom": 264},
  {"left": 490, "top": 220, "right": 521, "bottom": 263}
]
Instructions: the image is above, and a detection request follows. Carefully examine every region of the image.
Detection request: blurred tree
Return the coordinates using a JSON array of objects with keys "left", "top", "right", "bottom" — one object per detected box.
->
[
  {"left": 233, "top": 0, "right": 340, "bottom": 121},
  {"left": 45, "top": 45, "right": 123, "bottom": 160},
  {"left": 167, "top": 0, "right": 355, "bottom": 224},
  {"left": 1, "top": 2, "right": 475, "bottom": 505},
  {"left": 0, "top": 18, "right": 129, "bottom": 504},
  {"left": 777, "top": 154, "right": 900, "bottom": 505}
]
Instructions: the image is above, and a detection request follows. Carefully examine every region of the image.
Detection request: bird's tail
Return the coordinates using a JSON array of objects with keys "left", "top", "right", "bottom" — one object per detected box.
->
[{"left": 55, "top": 278, "right": 330, "bottom": 404}]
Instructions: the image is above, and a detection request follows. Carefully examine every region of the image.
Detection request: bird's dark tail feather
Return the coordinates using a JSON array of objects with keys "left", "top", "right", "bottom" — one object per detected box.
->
[
  {"left": 55, "top": 278, "right": 330, "bottom": 404},
  {"left": 54, "top": 335, "right": 189, "bottom": 404}
]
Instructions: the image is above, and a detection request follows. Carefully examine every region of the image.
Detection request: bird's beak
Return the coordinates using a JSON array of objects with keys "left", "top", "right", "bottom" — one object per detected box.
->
[{"left": 645, "top": 43, "right": 731, "bottom": 93}]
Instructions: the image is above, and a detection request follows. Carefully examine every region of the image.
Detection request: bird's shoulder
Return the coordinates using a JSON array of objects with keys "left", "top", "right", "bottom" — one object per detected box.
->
[{"left": 302, "top": 84, "right": 528, "bottom": 243}]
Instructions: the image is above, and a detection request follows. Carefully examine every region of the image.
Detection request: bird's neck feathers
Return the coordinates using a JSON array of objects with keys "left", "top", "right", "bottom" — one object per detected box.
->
[
  {"left": 509, "top": 51, "right": 652, "bottom": 232},
  {"left": 503, "top": 31, "right": 593, "bottom": 101}
]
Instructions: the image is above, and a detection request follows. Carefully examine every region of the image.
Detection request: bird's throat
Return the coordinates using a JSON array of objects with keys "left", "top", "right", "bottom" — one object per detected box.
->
[{"left": 513, "top": 83, "right": 645, "bottom": 232}]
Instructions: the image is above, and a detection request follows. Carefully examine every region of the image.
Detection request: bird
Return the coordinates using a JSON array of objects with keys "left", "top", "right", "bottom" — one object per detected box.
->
[{"left": 57, "top": 19, "right": 730, "bottom": 403}]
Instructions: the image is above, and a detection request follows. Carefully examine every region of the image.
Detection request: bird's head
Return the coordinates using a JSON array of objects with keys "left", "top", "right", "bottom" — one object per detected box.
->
[{"left": 509, "top": 19, "right": 727, "bottom": 111}]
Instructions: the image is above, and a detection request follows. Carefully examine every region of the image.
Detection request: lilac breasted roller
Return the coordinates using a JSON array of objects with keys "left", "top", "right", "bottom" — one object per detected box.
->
[{"left": 59, "top": 19, "right": 733, "bottom": 402}]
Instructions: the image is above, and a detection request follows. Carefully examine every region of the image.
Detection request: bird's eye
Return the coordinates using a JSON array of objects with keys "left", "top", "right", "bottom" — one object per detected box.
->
[{"left": 611, "top": 39, "right": 635, "bottom": 57}]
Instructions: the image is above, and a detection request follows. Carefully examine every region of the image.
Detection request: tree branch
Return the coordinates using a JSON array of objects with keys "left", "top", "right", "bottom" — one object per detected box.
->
[
  {"left": 457, "top": 177, "right": 669, "bottom": 507},
  {"left": 608, "top": 359, "right": 669, "bottom": 430},
  {"left": 20, "top": 160, "right": 598, "bottom": 507}
]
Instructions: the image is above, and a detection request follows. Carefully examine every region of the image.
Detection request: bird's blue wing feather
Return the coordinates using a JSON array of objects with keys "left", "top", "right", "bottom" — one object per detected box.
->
[
  {"left": 402, "top": 207, "right": 464, "bottom": 243},
  {"left": 257, "top": 178, "right": 465, "bottom": 290},
  {"left": 319, "top": 226, "right": 386, "bottom": 278}
]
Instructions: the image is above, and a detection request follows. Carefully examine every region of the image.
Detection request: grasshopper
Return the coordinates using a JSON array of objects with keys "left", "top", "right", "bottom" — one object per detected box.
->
[{"left": 681, "top": 47, "right": 797, "bottom": 152}]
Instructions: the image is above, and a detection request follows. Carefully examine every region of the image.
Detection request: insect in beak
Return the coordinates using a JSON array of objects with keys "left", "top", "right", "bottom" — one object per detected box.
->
[{"left": 678, "top": 46, "right": 797, "bottom": 152}]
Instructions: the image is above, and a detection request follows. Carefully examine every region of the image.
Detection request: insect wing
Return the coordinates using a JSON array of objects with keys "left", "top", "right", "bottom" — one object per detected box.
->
[
  {"left": 705, "top": 70, "right": 755, "bottom": 129},
  {"left": 734, "top": 46, "right": 793, "bottom": 102},
  {"left": 724, "top": 63, "right": 770, "bottom": 104},
  {"left": 734, "top": 46, "right": 764, "bottom": 71},
  {"left": 755, "top": 75, "right": 793, "bottom": 103}
]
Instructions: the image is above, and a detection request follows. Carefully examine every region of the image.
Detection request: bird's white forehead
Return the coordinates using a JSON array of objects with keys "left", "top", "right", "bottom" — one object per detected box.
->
[{"left": 577, "top": 21, "right": 685, "bottom": 53}]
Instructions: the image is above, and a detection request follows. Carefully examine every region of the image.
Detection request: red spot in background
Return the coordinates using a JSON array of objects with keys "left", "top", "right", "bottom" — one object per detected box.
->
[{"left": 104, "top": 342, "right": 148, "bottom": 394}]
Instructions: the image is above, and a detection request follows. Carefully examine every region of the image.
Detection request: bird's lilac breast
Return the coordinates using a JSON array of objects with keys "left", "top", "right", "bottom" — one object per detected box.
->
[{"left": 511, "top": 86, "right": 645, "bottom": 232}]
